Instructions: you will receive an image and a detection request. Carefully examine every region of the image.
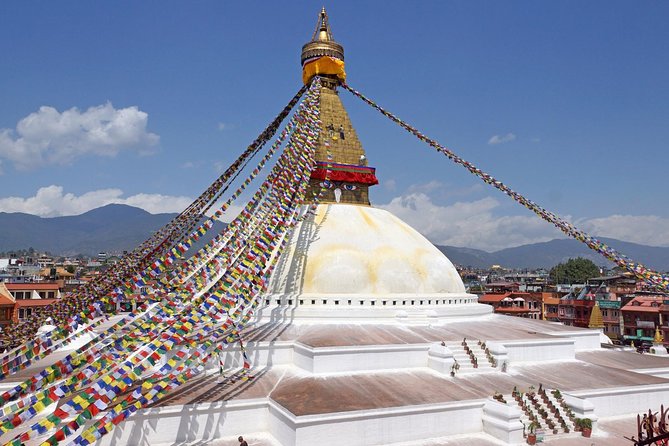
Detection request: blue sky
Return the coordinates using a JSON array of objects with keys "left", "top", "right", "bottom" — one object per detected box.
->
[{"left": 1, "top": 1, "right": 668, "bottom": 251}]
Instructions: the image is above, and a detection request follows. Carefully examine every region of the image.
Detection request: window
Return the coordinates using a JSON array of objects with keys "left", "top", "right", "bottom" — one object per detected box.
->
[
  {"left": 299, "top": 300, "right": 304, "bottom": 305},
  {"left": 47, "top": 291, "right": 55, "bottom": 299},
  {"left": 38, "top": 291, "right": 46, "bottom": 299}
]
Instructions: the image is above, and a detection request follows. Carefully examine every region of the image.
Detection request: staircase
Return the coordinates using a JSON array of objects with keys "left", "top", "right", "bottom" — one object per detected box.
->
[
  {"left": 503, "top": 388, "right": 577, "bottom": 439},
  {"left": 447, "top": 340, "right": 496, "bottom": 374}
]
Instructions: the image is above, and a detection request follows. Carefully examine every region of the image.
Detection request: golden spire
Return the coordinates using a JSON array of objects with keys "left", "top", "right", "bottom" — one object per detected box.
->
[
  {"left": 301, "top": 7, "right": 345, "bottom": 66},
  {"left": 303, "top": 8, "right": 376, "bottom": 206},
  {"left": 588, "top": 301, "right": 604, "bottom": 330},
  {"left": 655, "top": 326, "right": 664, "bottom": 344}
]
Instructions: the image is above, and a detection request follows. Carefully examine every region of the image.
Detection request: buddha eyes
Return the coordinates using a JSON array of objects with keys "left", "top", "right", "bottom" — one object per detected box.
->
[{"left": 319, "top": 181, "right": 357, "bottom": 191}]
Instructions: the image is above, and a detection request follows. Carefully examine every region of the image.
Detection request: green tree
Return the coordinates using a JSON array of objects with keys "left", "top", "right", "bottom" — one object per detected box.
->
[{"left": 549, "top": 257, "right": 600, "bottom": 284}]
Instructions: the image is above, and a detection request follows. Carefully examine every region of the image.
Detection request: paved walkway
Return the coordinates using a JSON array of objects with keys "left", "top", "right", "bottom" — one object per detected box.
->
[{"left": 154, "top": 415, "right": 638, "bottom": 446}]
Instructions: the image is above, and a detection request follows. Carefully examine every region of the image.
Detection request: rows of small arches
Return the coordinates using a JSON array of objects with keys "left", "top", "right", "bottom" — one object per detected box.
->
[{"left": 263, "top": 297, "right": 478, "bottom": 306}]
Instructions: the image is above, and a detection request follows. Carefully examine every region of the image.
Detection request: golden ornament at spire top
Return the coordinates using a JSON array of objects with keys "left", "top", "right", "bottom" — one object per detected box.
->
[{"left": 301, "top": 7, "right": 344, "bottom": 66}]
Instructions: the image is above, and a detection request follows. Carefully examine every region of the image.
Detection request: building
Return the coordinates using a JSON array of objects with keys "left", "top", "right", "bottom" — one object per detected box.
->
[
  {"left": 543, "top": 295, "right": 561, "bottom": 321},
  {"left": 5, "top": 282, "right": 62, "bottom": 323},
  {"left": 480, "top": 281, "right": 557, "bottom": 320},
  {"left": 0, "top": 283, "right": 15, "bottom": 328},
  {"left": 587, "top": 275, "right": 640, "bottom": 340},
  {"left": 479, "top": 291, "right": 542, "bottom": 319},
  {"left": 621, "top": 293, "right": 667, "bottom": 344}
]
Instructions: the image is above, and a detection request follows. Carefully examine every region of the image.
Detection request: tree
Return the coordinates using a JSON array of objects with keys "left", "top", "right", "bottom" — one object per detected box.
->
[{"left": 549, "top": 257, "right": 600, "bottom": 284}]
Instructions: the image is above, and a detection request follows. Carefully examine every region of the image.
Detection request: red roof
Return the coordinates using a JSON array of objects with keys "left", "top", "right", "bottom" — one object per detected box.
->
[
  {"left": 15, "top": 299, "right": 58, "bottom": 308},
  {"left": 0, "top": 283, "right": 14, "bottom": 306},
  {"left": 479, "top": 292, "right": 511, "bottom": 303},
  {"left": 5, "top": 283, "right": 60, "bottom": 291},
  {"left": 622, "top": 296, "right": 664, "bottom": 313},
  {"left": 496, "top": 307, "right": 533, "bottom": 314}
]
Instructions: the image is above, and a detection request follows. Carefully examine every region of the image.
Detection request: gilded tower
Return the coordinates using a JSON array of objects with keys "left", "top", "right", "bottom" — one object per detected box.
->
[{"left": 302, "top": 8, "right": 378, "bottom": 205}]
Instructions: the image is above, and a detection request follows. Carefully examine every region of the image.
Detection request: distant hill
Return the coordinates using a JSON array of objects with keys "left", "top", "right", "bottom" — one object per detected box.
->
[
  {"left": 1, "top": 204, "right": 668, "bottom": 271},
  {"left": 0, "top": 204, "right": 221, "bottom": 256},
  {"left": 437, "top": 237, "right": 669, "bottom": 271}
]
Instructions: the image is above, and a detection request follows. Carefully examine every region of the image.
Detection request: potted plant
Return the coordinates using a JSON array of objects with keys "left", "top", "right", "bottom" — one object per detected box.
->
[
  {"left": 579, "top": 418, "right": 592, "bottom": 437},
  {"left": 527, "top": 421, "right": 539, "bottom": 445}
]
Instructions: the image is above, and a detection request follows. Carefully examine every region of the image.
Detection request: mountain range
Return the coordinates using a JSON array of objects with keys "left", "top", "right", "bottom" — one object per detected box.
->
[
  {"left": 436, "top": 238, "right": 669, "bottom": 271},
  {"left": 0, "top": 204, "right": 223, "bottom": 257},
  {"left": 1, "top": 204, "right": 668, "bottom": 271}
]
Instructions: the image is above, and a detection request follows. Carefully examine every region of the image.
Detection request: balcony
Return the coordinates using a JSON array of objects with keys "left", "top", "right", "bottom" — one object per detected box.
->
[{"left": 637, "top": 320, "right": 656, "bottom": 329}]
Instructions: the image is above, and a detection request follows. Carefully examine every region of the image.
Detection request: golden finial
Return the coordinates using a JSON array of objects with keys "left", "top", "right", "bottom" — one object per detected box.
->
[
  {"left": 313, "top": 7, "right": 333, "bottom": 42},
  {"left": 655, "top": 326, "right": 664, "bottom": 344},
  {"left": 301, "top": 7, "right": 344, "bottom": 66}
]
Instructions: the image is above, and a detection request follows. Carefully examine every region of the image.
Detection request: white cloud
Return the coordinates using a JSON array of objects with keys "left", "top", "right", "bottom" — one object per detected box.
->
[
  {"left": 0, "top": 103, "right": 159, "bottom": 169},
  {"left": 578, "top": 215, "right": 669, "bottom": 247},
  {"left": 0, "top": 185, "right": 191, "bottom": 217},
  {"left": 380, "top": 193, "right": 562, "bottom": 251},
  {"left": 488, "top": 133, "right": 516, "bottom": 145},
  {"left": 408, "top": 181, "right": 484, "bottom": 199},
  {"left": 408, "top": 180, "right": 444, "bottom": 194},
  {"left": 382, "top": 179, "right": 397, "bottom": 192},
  {"left": 379, "top": 188, "right": 669, "bottom": 251},
  {"left": 181, "top": 161, "right": 196, "bottom": 169}
]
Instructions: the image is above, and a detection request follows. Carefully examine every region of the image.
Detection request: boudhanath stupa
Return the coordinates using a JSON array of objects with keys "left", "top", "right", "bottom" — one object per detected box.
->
[
  {"left": 95, "top": 10, "right": 669, "bottom": 446},
  {"left": 3, "top": 8, "right": 669, "bottom": 446}
]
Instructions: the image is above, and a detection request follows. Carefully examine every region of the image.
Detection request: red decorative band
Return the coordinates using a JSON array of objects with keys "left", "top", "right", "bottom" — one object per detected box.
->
[{"left": 310, "top": 162, "right": 379, "bottom": 185}]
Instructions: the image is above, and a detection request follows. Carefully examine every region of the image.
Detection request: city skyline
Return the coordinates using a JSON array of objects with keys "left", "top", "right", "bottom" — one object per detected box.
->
[{"left": 1, "top": 1, "right": 667, "bottom": 251}]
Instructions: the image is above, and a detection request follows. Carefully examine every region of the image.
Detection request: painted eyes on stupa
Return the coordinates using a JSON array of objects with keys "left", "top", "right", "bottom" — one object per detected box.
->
[{"left": 319, "top": 181, "right": 357, "bottom": 191}]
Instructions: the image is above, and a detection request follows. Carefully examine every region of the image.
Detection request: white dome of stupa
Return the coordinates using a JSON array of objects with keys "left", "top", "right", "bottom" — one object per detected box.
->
[{"left": 260, "top": 204, "right": 488, "bottom": 322}]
